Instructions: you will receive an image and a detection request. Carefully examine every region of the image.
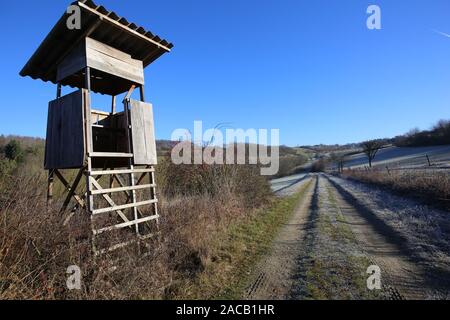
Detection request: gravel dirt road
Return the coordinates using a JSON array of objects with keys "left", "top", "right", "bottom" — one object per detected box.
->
[{"left": 245, "top": 173, "right": 450, "bottom": 300}]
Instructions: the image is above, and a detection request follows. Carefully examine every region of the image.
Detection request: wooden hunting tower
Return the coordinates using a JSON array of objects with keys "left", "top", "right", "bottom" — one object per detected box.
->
[{"left": 20, "top": 0, "right": 173, "bottom": 255}]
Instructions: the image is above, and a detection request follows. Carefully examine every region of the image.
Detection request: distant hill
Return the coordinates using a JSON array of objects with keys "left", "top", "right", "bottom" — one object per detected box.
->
[
  {"left": 0, "top": 136, "right": 309, "bottom": 178},
  {"left": 6, "top": 118, "right": 448, "bottom": 178},
  {"left": 0, "top": 136, "right": 184, "bottom": 159},
  {"left": 300, "top": 119, "right": 450, "bottom": 155}
]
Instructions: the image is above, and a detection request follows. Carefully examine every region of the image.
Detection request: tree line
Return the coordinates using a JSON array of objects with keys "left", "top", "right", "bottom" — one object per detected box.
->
[{"left": 394, "top": 119, "right": 450, "bottom": 147}]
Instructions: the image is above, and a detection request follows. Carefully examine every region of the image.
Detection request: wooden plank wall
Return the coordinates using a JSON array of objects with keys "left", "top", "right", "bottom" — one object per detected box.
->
[
  {"left": 45, "top": 90, "right": 85, "bottom": 169},
  {"left": 56, "top": 41, "right": 86, "bottom": 82},
  {"left": 129, "top": 99, "right": 157, "bottom": 165},
  {"left": 85, "top": 37, "right": 144, "bottom": 85},
  {"left": 56, "top": 37, "right": 144, "bottom": 88}
]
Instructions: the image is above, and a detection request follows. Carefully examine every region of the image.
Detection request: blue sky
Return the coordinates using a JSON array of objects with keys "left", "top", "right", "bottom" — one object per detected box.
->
[{"left": 1, "top": 0, "right": 450, "bottom": 146}]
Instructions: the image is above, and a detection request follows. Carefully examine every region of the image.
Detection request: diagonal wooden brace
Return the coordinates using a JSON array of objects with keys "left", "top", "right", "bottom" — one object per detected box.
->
[
  {"left": 55, "top": 169, "right": 85, "bottom": 214},
  {"left": 67, "top": 174, "right": 105, "bottom": 213},
  {"left": 89, "top": 177, "right": 132, "bottom": 228},
  {"left": 136, "top": 165, "right": 151, "bottom": 185},
  {"left": 112, "top": 174, "right": 131, "bottom": 202}
]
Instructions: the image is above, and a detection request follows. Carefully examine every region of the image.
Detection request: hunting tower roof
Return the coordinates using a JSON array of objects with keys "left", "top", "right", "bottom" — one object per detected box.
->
[{"left": 20, "top": 0, "right": 173, "bottom": 88}]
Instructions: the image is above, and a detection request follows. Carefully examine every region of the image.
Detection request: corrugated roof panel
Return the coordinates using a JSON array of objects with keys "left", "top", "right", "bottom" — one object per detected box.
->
[
  {"left": 144, "top": 31, "right": 155, "bottom": 39},
  {"left": 108, "top": 12, "right": 119, "bottom": 20},
  {"left": 97, "top": 5, "right": 108, "bottom": 15},
  {"left": 20, "top": 0, "right": 173, "bottom": 92}
]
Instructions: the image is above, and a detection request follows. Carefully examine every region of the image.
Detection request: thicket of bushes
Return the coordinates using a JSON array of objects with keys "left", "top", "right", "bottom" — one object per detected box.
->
[
  {"left": 276, "top": 153, "right": 309, "bottom": 177},
  {"left": 0, "top": 136, "right": 45, "bottom": 179},
  {"left": 394, "top": 119, "right": 450, "bottom": 147},
  {"left": 311, "top": 157, "right": 328, "bottom": 172},
  {"left": 0, "top": 138, "right": 273, "bottom": 299}
]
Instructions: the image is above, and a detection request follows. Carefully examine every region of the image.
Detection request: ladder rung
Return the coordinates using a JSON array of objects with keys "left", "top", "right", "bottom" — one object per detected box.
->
[
  {"left": 94, "top": 232, "right": 159, "bottom": 256},
  {"left": 92, "top": 199, "right": 158, "bottom": 215},
  {"left": 89, "top": 152, "right": 133, "bottom": 158},
  {"left": 93, "top": 215, "right": 159, "bottom": 235},
  {"left": 91, "top": 184, "right": 156, "bottom": 195},
  {"left": 96, "top": 239, "right": 133, "bottom": 256},
  {"left": 91, "top": 109, "right": 112, "bottom": 116},
  {"left": 89, "top": 168, "right": 155, "bottom": 176}
]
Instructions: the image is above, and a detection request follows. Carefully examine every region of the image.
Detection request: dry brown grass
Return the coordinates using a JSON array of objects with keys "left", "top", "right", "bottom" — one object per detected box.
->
[
  {"left": 342, "top": 169, "right": 450, "bottom": 209},
  {"left": 0, "top": 160, "right": 272, "bottom": 300}
]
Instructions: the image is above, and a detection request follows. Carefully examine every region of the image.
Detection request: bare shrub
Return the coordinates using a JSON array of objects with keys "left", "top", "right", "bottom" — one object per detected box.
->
[
  {"left": 0, "top": 156, "right": 272, "bottom": 299},
  {"left": 311, "top": 158, "right": 327, "bottom": 172},
  {"left": 158, "top": 158, "right": 271, "bottom": 208},
  {"left": 342, "top": 169, "right": 450, "bottom": 209},
  {"left": 275, "top": 154, "right": 309, "bottom": 178}
]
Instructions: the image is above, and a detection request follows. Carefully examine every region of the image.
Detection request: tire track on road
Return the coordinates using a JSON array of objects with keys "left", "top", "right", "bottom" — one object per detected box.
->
[
  {"left": 245, "top": 176, "right": 317, "bottom": 300},
  {"left": 288, "top": 175, "right": 320, "bottom": 299}
]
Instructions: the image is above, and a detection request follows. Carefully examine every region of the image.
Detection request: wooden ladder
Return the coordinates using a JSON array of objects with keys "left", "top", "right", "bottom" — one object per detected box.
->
[{"left": 85, "top": 97, "right": 160, "bottom": 256}]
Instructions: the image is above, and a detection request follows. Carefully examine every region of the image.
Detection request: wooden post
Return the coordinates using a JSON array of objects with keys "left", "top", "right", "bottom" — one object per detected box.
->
[
  {"left": 139, "top": 85, "right": 145, "bottom": 102},
  {"left": 84, "top": 67, "right": 94, "bottom": 214},
  {"left": 386, "top": 166, "right": 391, "bottom": 175},
  {"left": 47, "top": 169, "right": 54, "bottom": 206},
  {"left": 123, "top": 94, "right": 140, "bottom": 236},
  {"left": 110, "top": 95, "right": 117, "bottom": 200},
  {"left": 109, "top": 167, "right": 114, "bottom": 200},
  {"left": 426, "top": 154, "right": 431, "bottom": 167},
  {"left": 83, "top": 66, "right": 97, "bottom": 254},
  {"left": 85, "top": 67, "right": 91, "bottom": 90},
  {"left": 150, "top": 167, "right": 159, "bottom": 231},
  {"left": 49, "top": 83, "right": 62, "bottom": 208},
  {"left": 111, "top": 95, "right": 116, "bottom": 114}
]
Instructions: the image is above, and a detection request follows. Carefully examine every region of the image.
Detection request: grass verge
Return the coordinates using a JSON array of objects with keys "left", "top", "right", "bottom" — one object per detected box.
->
[{"left": 177, "top": 179, "right": 313, "bottom": 300}]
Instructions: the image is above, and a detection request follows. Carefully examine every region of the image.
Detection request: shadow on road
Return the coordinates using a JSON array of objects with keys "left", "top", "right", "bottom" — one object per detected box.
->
[{"left": 325, "top": 175, "right": 450, "bottom": 297}]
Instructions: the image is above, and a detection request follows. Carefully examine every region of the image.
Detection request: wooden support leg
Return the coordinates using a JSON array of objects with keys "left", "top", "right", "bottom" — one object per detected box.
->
[
  {"left": 139, "top": 85, "right": 145, "bottom": 102},
  {"left": 47, "top": 169, "right": 54, "bottom": 206},
  {"left": 150, "top": 167, "right": 160, "bottom": 232},
  {"left": 123, "top": 98, "right": 140, "bottom": 237}
]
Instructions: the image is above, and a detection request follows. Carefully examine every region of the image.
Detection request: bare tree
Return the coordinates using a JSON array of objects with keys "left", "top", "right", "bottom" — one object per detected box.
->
[
  {"left": 361, "top": 140, "right": 383, "bottom": 168},
  {"left": 330, "top": 152, "right": 347, "bottom": 173},
  {"left": 338, "top": 155, "right": 347, "bottom": 173}
]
